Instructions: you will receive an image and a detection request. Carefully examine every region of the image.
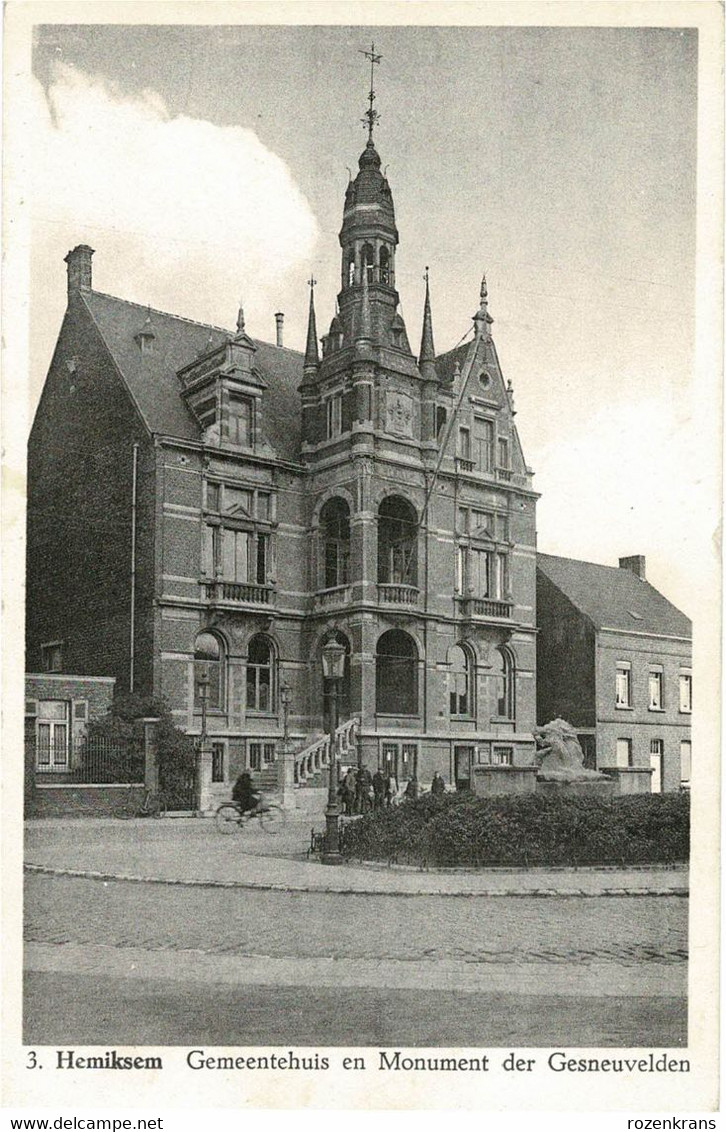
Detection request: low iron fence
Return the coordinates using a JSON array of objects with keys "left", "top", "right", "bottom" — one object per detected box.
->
[{"left": 27, "top": 736, "right": 144, "bottom": 784}]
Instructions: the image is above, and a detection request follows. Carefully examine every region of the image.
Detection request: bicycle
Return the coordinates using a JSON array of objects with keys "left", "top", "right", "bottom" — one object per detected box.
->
[
  {"left": 125, "top": 787, "right": 166, "bottom": 819},
  {"left": 215, "top": 795, "right": 286, "bottom": 835}
]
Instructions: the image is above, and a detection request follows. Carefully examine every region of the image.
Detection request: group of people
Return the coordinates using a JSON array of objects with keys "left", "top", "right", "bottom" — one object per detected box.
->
[
  {"left": 338, "top": 766, "right": 448, "bottom": 815},
  {"left": 231, "top": 766, "right": 448, "bottom": 818}
]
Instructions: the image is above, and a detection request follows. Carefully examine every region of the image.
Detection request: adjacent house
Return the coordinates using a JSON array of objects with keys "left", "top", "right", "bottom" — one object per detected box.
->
[{"left": 536, "top": 553, "right": 692, "bottom": 791}]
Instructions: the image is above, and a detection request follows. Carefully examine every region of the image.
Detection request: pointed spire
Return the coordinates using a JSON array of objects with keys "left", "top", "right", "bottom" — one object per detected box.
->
[
  {"left": 304, "top": 275, "right": 320, "bottom": 372},
  {"left": 359, "top": 42, "right": 382, "bottom": 142},
  {"left": 473, "top": 271, "right": 494, "bottom": 340},
  {"left": 236, "top": 302, "right": 246, "bottom": 336},
  {"left": 418, "top": 266, "right": 437, "bottom": 382}
]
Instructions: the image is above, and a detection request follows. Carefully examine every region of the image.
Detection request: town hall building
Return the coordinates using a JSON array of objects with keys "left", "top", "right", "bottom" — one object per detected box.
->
[
  {"left": 26, "top": 73, "right": 691, "bottom": 802},
  {"left": 26, "top": 117, "right": 540, "bottom": 799}
]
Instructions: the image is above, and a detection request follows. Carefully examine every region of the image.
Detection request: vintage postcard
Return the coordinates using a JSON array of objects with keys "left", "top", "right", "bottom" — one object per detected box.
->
[{"left": 2, "top": 0, "right": 722, "bottom": 1117}]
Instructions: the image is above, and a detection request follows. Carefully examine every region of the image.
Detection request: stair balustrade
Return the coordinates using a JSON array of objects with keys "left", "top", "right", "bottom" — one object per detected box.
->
[{"left": 293, "top": 716, "right": 359, "bottom": 786}]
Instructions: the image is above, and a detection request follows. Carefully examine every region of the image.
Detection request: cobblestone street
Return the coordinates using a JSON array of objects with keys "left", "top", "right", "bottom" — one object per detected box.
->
[{"left": 23, "top": 819, "right": 688, "bottom": 1048}]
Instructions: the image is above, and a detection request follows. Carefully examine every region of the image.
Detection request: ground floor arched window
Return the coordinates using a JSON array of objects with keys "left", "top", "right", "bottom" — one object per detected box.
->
[
  {"left": 376, "top": 629, "right": 418, "bottom": 716},
  {"left": 492, "top": 647, "right": 514, "bottom": 720},
  {"left": 194, "top": 631, "right": 224, "bottom": 711},
  {"left": 247, "top": 634, "right": 275, "bottom": 713},
  {"left": 449, "top": 644, "right": 473, "bottom": 717}
]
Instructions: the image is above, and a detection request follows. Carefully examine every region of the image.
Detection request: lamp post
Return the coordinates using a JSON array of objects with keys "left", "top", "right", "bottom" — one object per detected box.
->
[
  {"left": 280, "top": 680, "right": 291, "bottom": 750},
  {"left": 196, "top": 667, "right": 210, "bottom": 816},
  {"left": 198, "top": 668, "right": 210, "bottom": 745},
  {"left": 278, "top": 679, "right": 294, "bottom": 808},
  {"left": 321, "top": 639, "right": 346, "bottom": 864}
]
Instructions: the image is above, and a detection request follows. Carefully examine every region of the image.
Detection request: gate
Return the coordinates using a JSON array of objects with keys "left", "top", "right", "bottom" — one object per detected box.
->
[{"left": 158, "top": 743, "right": 197, "bottom": 811}]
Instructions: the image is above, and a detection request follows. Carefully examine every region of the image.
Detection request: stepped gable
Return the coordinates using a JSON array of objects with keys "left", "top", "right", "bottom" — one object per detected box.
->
[
  {"left": 537, "top": 553, "right": 691, "bottom": 638},
  {"left": 82, "top": 290, "right": 304, "bottom": 460}
]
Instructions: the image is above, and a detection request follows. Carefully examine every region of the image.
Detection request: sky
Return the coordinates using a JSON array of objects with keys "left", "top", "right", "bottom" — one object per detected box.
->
[{"left": 28, "top": 22, "right": 701, "bottom": 610}]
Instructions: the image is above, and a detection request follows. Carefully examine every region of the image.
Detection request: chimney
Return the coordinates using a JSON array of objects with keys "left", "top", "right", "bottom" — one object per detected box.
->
[
  {"left": 619, "top": 555, "right": 646, "bottom": 581},
  {"left": 274, "top": 312, "right": 284, "bottom": 348},
  {"left": 64, "top": 245, "right": 94, "bottom": 297}
]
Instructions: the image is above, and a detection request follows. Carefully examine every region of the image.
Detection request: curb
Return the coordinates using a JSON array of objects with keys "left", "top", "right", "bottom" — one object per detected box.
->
[{"left": 24, "top": 863, "right": 689, "bottom": 899}]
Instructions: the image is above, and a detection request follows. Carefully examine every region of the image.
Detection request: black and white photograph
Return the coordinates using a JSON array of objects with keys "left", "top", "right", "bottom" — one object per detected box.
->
[{"left": 2, "top": 1, "right": 721, "bottom": 1116}]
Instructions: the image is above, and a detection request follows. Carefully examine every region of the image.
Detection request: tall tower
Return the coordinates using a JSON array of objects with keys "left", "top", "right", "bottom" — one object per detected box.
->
[{"left": 300, "top": 45, "right": 423, "bottom": 455}]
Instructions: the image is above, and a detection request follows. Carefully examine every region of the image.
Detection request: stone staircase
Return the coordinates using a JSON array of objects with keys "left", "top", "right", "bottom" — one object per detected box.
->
[
  {"left": 204, "top": 717, "right": 359, "bottom": 812},
  {"left": 293, "top": 717, "right": 359, "bottom": 787}
]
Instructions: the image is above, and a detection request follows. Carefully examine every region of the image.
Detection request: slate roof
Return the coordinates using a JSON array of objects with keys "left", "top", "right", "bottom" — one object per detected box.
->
[
  {"left": 537, "top": 553, "right": 691, "bottom": 639},
  {"left": 82, "top": 290, "right": 304, "bottom": 461},
  {"left": 434, "top": 340, "right": 474, "bottom": 386}
]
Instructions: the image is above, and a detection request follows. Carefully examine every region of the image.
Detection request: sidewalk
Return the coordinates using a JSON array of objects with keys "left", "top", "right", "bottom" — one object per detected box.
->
[{"left": 24, "top": 816, "right": 689, "bottom": 897}]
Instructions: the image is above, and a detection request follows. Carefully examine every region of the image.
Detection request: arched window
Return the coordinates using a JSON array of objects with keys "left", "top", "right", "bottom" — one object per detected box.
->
[
  {"left": 247, "top": 634, "right": 275, "bottom": 713},
  {"left": 321, "top": 630, "right": 351, "bottom": 731},
  {"left": 194, "top": 631, "right": 224, "bottom": 711},
  {"left": 378, "top": 496, "right": 418, "bottom": 586},
  {"left": 449, "top": 644, "right": 473, "bottom": 718},
  {"left": 492, "top": 647, "right": 514, "bottom": 720},
  {"left": 320, "top": 498, "right": 350, "bottom": 589},
  {"left": 361, "top": 243, "right": 375, "bottom": 283},
  {"left": 379, "top": 246, "right": 390, "bottom": 284},
  {"left": 376, "top": 629, "right": 419, "bottom": 716}
]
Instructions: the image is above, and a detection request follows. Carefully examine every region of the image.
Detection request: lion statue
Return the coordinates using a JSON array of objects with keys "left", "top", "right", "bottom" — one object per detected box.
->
[{"left": 533, "top": 718, "right": 607, "bottom": 783}]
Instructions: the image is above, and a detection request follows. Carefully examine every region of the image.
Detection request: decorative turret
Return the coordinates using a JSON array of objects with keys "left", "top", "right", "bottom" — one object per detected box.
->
[
  {"left": 473, "top": 272, "right": 494, "bottom": 341},
  {"left": 418, "top": 267, "right": 437, "bottom": 383}
]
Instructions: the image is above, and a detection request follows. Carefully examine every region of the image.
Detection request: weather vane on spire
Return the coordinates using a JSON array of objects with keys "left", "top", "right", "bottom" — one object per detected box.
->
[{"left": 359, "top": 41, "right": 382, "bottom": 140}]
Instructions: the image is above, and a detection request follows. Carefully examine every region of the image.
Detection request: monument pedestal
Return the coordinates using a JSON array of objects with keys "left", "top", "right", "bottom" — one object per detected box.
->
[{"left": 535, "top": 777, "right": 616, "bottom": 799}]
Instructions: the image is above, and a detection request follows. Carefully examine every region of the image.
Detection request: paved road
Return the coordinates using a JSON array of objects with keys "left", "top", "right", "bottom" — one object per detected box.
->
[{"left": 24, "top": 872, "right": 687, "bottom": 1047}]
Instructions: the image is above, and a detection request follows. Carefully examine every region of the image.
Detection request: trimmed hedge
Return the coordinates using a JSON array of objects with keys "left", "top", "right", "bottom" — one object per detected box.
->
[{"left": 338, "top": 791, "right": 689, "bottom": 867}]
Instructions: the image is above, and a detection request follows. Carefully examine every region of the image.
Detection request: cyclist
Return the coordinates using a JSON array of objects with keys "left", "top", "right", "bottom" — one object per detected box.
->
[{"left": 231, "top": 771, "right": 261, "bottom": 816}]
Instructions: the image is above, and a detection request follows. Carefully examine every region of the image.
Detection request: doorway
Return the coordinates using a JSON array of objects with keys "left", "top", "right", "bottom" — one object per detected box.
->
[
  {"left": 454, "top": 745, "right": 475, "bottom": 791},
  {"left": 650, "top": 739, "right": 664, "bottom": 793}
]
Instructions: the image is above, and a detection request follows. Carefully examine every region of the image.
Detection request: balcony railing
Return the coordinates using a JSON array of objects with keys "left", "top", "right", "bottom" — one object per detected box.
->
[
  {"left": 378, "top": 583, "right": 420, "bottom": 606},
  {"left": 458, "top": 595, "right": 513, "bottom": 620},
  {"left": 204, "top": 580, "right": 274, "bottom": 605},
  {"left": 455, "top": 457, "right": 476, "bottom": 473},
  {"left": 496, "top": 467, "right": 513, "bottom": 483},
  {"left": 314, "top": 585, "right": 352, "bottom": 610}
]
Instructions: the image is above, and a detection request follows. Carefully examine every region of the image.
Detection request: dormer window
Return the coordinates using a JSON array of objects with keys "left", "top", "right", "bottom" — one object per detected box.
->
[
  {"left": 135, "top": 314, "right": 156, "bottom": 354},
  {"left": 227, "top": 393, "right": 252, "bottom": 446}
]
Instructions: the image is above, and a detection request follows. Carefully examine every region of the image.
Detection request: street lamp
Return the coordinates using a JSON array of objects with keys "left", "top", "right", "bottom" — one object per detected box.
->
[
  {"left": 321, "top": 639, "right": 346, "bottom": 864},
  {"left": 195, "top": 666, "right": 210, "bottom": 816},
  {"left": 197, "top": 667, "right": 210, "bottom": 745},
  {"left": 280, "top": 680, "right": 292, "bottom": 750}
]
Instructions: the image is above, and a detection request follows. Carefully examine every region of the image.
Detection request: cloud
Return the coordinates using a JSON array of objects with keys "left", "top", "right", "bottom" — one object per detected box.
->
[{"left": 30, "top": 64, "right": 320, "bottom": 395}]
